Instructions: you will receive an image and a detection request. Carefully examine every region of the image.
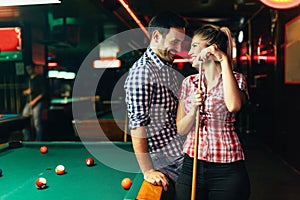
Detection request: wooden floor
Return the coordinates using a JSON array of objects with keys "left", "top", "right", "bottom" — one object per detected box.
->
[{"left": 243, "top": 134, "right": 300, "bottom": 200}]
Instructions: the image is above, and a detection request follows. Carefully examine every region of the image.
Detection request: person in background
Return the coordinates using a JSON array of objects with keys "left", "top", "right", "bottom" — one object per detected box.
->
[
  {"left": 22, "top": 64, "right": 46, "bottom": 141},
  {"left": 175, "top": 24, "right": 251, "bottom": 200},
  {"left": 124, "top": 11, "right": 188, "bottom": 196}
]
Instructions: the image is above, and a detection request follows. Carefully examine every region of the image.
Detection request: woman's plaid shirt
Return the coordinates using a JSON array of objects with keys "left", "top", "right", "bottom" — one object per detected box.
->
[
  {"left": 179, "top": 72, "right": 249, "bottom": 163},
  {"left": 124, "top": 47, "right": 184, "bottom": 156}
]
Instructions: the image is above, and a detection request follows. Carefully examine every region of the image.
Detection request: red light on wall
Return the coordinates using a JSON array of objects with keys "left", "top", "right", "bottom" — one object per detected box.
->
[
  {"left": 254, "top": 55, "right": 276, "bottom": 62},
  {"left": 175, "top": 62, "right": 185, "bottom": 70},
  {"left": 260, "top": 0, "right": 300, "bottom": 9},
  {"left": 240, "top": 55, "right": 276, "bottom": 62},
  {"left": 0, "top": 27, "right": 21, "bottom": 51},
  {"left": 240, "top": 55, "right": 250, "bottom": 61},
  {"left": 48, "top": 62, "right": 58, "bottom": 68}
]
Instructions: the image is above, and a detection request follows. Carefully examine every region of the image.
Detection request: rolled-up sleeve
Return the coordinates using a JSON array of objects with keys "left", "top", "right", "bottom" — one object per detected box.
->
[
  {"left": 235, "top": 72, "right": 249, "bottom": 100},
  {"left": 125, "top": 66, "right": 153, "bottom": 129}
]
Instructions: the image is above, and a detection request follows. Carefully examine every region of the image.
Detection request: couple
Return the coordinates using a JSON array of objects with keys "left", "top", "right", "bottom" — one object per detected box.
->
[{"left": 124, "top": 11, "right": 250, "bottom": 200}]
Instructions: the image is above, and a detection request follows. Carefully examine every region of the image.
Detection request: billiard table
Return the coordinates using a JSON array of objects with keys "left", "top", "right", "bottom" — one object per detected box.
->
[
  {"left": 0, "top": 114, "right": 31, "bottom": 143},
  {"left": 0, "top": 141, "right": 165, "bottom": 200}
]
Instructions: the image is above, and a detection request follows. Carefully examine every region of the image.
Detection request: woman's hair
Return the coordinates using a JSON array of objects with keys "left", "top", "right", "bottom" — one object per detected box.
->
[{"left": 194, "top": 24, "right": 233, "bottom": 62}]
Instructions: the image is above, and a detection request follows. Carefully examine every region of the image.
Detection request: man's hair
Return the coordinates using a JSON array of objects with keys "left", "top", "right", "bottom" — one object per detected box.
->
[
  {"left": 148, "top": 11, "right": 188, "bottom": 38},
  {"left": 26, "top": 64, "right": 34, "bottom": 69}
]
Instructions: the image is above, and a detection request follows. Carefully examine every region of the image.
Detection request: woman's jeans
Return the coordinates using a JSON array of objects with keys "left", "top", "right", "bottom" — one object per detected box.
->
[{"left": 175, "top": 154, "right": 250, "bottom": 200}]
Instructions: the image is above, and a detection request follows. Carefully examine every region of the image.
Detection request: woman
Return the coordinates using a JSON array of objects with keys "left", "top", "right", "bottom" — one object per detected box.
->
[{"left": 175, "top": 24, "right": 250, "bottom": 200}]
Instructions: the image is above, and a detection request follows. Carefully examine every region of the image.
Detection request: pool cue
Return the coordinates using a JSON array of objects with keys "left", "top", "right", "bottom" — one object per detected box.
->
[
  {"left": 28, "top": 78, "right": 34, "bottom": 138},
  {"left": 10, "top": 76, "right": 15, "bottom": 111},
  {"left": 191, "top": 60, "right": 203, "bottom": 200},
  {"left": 28, "top": 78, "right": 32, "bottom": 114},
  {"left": 4, "top": 76, "right": 8, "bottom": 112},
  {"left": 124, "top": 111, "right": 128, "bottom": 142}
]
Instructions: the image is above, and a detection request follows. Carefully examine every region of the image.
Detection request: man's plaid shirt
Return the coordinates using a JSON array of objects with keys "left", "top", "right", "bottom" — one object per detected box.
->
[{"left": 124, "top": 47, "right": 184, "bottom": 156}]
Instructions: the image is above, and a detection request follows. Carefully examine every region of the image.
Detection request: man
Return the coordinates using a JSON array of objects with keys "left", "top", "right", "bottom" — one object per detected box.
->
[
  {"left": 22, "top": 64, "right": 45, "bottom": 141},
  {"left": 124, "top": 11, "right": 188, "bottom": 193}
]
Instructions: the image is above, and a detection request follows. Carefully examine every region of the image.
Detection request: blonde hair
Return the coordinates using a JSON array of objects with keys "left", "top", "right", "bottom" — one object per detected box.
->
[
  {"left": 194, "top": 24, "right": 234, "bottom": 67},
  {"left": 220, "top": 27, "right": 233, "bottom": 61}
]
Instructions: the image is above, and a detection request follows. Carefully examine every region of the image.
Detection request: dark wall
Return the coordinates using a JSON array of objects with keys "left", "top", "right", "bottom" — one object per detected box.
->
[
  {"left": 0, "top": 62, "right": 27, "bottom": 113},
  {"left": 276, "top": 7, "right": 300, "bottom": 171},
  {"left": 247, "top": 6, "right": 300, "bottom": 171}
]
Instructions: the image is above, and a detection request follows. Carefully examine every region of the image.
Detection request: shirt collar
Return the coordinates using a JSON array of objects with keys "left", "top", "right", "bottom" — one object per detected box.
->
[{"left": 146, "top": 47, "right": 173, "bottom": 69}]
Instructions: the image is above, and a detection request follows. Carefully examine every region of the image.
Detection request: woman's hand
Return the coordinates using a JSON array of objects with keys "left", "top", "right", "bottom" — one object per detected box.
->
[
  {"left": 190, "top": 89, "right": 205, "bottom": 111},
  {"left": 197, "top": 44, "right": 226, "bottom": 63}
]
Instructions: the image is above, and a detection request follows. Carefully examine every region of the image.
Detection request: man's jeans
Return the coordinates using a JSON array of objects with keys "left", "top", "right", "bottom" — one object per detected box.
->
[{"left": 22, "top": 102, "right": 43, "bottom": 141}]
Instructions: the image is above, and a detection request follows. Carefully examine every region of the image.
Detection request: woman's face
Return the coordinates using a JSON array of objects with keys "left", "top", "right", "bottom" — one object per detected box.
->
[{"left": 188, "top": 35, "right": 207, "bottom": 68}]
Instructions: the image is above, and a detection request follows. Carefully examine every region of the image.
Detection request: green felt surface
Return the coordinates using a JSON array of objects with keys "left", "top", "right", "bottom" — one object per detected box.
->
[
  {"left": 0, "top": 142, "right": 143, "bottom": 200},
  {"left": 50, "top": 97, "right": 82, "bottom": 104},
  {"left": 0, "top": 114, "right": 20, "bottom": 121}
]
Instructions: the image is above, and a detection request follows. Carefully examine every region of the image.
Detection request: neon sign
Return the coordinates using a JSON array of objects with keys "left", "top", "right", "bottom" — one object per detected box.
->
[{"left": 260, "top": 0, "right": 300, "bottom": 9}]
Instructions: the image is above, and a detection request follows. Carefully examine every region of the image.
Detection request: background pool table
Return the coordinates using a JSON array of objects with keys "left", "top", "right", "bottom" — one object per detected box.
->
[
  {"left": 0, "top": 114, "right": 30, "bottom": 143},
  {"left": 0, "top": 141, "right": 153, "bottom": 200}
]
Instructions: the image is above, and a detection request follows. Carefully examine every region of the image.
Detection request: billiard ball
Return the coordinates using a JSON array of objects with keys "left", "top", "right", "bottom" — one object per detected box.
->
[
  {"left": 0, "top": 168, "right": 2, "bottom": 176},
  {"left": 55, "top": 165, "right": 65, "bottom": 175},
  {"left": 35, "top": 177, "right": 47, "bottom": 189},
  {"left": 121, "top": 178, "right": 132, "bottom": 190},
  {"left": 40, "top": 146, "right": 48, "bottom": 154},
  {"left": 0, "top": 114, "right": 2, "bottom": 118},
  {"left": 85, "top": 158, "right": 94, "bottom": 166}
]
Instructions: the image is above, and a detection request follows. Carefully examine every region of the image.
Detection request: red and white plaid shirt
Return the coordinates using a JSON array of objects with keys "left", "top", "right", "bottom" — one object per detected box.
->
[{"left": 179, "top": 72, "right": 249, "bottom": 163}]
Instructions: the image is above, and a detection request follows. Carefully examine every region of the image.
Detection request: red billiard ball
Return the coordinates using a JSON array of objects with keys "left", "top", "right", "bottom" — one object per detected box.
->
[
  {"left": 40, "top": 146, "right": 48, "bottom": 154},
  {"left": 55, "top": 165, "right": 65, "bottom": 175},
  {"left": 0, "top": 114, "right": 2, "bottom": 118},
  {"left": 121, "top": 178, "right": 132, "bottom": 190},
  {"left": 35, "top": 177, "right": 47, "bottom": 189},
  {"left": 86, "top": 157, "right": 94, "bottom": 166}
]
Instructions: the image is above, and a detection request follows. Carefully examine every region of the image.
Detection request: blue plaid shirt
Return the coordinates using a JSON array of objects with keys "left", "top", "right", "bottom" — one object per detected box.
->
[{"left": 124, "top": 47, "right": 184, "bottom": 156}]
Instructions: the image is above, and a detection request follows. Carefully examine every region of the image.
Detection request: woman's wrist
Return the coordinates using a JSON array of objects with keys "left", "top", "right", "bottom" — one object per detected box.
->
[
  {"left": 219, "top": 55, "right": 229, "bottom": 64},
  {"left": 185, "top": 109, "right": 197, "bottom": 120}
]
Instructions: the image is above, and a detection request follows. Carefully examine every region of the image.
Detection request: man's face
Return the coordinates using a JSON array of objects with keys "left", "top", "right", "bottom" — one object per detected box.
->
[
  {"left": 156, "top": 27, "right": 186, "bottom": 63},
  {"left": 26, "top": 66, "right": 34, "bottom": 75}
]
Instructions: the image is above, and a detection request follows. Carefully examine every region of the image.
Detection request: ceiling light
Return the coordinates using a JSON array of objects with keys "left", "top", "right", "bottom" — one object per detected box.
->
[
  {"left": 0, "top": 0, "right": 61, "bottom": 7},
  {"left": 260, "top": 0, "right": 300, "bottom": 9},
  {"left": 93, "top": 59, "right": 122, "bottom": 68},
  {"left": 238, "top": 30, "right": 244, "bottom": 43},
  {"left": 118, "top": 0, "right": 150, "bottom": 39}
]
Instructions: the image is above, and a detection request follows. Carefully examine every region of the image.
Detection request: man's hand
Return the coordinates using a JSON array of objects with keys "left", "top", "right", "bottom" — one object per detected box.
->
[
  {"left": 144, "top": 169, "right": 169, "bottom": 191},
  {"left": 29, "top": 101, "right": 35, "bottom": 107},
  {"left": 23, "top": 88, "right": 31, "bottom": 95}
]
